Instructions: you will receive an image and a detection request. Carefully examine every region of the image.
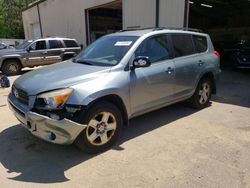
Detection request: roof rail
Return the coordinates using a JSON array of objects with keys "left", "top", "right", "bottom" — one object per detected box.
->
[
  {"left": 153, "top": 27, "right": 203, "bottom": 32},
  {"left": 118, "top": 27, "right": 203, "bottom": 33},
  {"left": 118, "top": 27, "right": 156, "bottom": 32}
]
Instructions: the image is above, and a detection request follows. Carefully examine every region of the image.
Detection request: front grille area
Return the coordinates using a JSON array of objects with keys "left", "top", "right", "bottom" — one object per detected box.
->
[
  {"left": 12, "top": 86, "right": 29, "bottom": 105},
  {"left": 9, "top": 101, "right": 25, "bottom": 117}
]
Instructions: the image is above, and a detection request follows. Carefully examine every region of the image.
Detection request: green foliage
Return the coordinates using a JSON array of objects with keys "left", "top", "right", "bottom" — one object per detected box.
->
[{"left": 0, "top": 0, "right": 35, "bottom": 39}]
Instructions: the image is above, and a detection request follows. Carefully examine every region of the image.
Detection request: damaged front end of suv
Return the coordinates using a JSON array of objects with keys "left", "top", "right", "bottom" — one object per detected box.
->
[{"left": 8, "top": 86, "right": 87, "bottom": 145}]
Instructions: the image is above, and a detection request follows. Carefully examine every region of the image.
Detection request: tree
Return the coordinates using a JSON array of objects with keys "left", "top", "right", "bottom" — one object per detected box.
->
[{"left": 0, "top": 0, "right": 35, "bottom": 39}]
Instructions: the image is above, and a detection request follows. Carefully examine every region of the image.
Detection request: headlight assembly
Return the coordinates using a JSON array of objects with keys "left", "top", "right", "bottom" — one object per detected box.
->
[{"left": 37, "top": 88, "right": 73, "bottom": 110}]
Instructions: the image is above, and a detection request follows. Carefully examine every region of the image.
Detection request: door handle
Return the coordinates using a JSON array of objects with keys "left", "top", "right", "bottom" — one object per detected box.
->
[
  {"left": 42, "top": 51, "right": 48, "bottom": 54},
  {"left": 166, "top": 67, "right": 174, "bottom": 74}
]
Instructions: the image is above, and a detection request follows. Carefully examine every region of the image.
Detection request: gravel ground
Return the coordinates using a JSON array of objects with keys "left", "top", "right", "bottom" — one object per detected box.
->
[{"left": 0, "top": 68, "right": 250, "bottom": 188}]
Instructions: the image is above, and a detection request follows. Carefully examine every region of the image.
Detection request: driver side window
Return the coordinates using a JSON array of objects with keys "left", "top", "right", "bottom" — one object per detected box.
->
[
  {"left": 135, "top": 35, "right": 170, "bottom": 63},
  {"left": 30, "top": 41, "right": 47, "bottom": 51}
]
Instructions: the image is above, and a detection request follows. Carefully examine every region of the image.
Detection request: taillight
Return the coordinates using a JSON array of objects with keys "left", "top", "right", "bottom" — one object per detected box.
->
[{"left": 214, "top": 51, "right": 220, "bottom": 59}]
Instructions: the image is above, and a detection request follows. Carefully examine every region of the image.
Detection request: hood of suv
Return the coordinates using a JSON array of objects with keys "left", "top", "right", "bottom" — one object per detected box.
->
[
  {"left": 0, "top": 48, "right": 26, "bottom": 56},
  {"left": 14, "top": 61, "right": 112, "bottom": 95}
]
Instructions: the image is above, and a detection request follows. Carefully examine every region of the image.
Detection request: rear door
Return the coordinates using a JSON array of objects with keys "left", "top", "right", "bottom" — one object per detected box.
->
[
  {"left": 171, "top": 33, "right": 203, "bottom": 98},
  {"left": 130, "top": 34, "right": 175, "bottom": 115},
  {"left": 45, "top": 40, "right": 64, "bottom": 64},
  {"left": 63, "top": 39, "right": 81, "bottom": 54}
]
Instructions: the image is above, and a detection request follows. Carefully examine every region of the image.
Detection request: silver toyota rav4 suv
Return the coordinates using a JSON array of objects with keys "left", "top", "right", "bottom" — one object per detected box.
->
[
  {"left": 8, "top": 28, "right": 221, "bottom": 153},
  {"left": 0, "top": 37, "right": 81, "bottom": 76}
]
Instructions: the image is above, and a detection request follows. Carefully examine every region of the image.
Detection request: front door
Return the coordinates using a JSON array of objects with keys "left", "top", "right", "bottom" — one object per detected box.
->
[
  {"left": 27, "top": 40, "right": 47, "bottom": 66},
  {"left": 130, "top": 34, "right": 175, "bottom": 115}
]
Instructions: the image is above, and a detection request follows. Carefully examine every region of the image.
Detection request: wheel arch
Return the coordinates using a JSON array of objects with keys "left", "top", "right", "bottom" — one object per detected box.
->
[
  {"left": 2, "top": 57, "right": 23, "bottom": 68},
  {"left": 87, "top": 94, "right": 129, "bottom": 126},
  {"left": 199, "top": 71, "right": 216, "bottom": 94}
]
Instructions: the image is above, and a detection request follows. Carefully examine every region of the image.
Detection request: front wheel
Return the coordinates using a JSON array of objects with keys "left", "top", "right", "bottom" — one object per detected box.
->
[
  {"left": 189, "top": 78, "right": 212, "bottom": 109},
  {"left": 2, "top": 60, "right": 22, "bottom": 76},
  {"left": 74, "top": 101, "right": 123, "bottom": 154}
]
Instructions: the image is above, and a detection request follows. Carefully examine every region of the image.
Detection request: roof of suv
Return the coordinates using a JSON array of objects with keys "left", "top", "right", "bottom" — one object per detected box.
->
[
  {"left": 26, "top": 37, "right": 77, "bottom": 43},
  {"left": 37, "top": 37, "right": 77, "bottom": 41}
]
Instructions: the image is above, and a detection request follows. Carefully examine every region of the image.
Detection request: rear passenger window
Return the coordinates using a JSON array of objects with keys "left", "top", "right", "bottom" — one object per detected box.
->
[
  {"left": 64, "top": 40, "right": 79, "bottom": 48},
  {"left": 193, "top": 35, "right": 208, "bottom": 53},
  {"left": 135, "top": 35, "right": 170, "bottom": 63},
  {"left": 49, "top": 40, "right": 63, "bottom": 49},
  {"left": 172, "top": 34, "right": 195, "bottom": 57}
]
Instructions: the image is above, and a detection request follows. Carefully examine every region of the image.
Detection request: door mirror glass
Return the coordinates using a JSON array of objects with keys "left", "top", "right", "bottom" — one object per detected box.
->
[
  {"left": 26, "top": 47, "right": 31, "bottom": 52},
  {"left": 27, "top": 45, "right": 35, "bottom": 52},
  {"left": 132, "top": 56, "right": 151, "bottom": 69}
]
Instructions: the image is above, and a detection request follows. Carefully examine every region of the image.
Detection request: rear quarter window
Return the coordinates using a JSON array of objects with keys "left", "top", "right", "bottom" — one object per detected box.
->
[
  {"left": 63, "top": 40, "right": 79, "bottom": 48},
  {"left": 172, "top": 34, "right": 196, "bottom": 58},
  {"left": 193, "top": 35, "right": 208, "bottom": 53}
]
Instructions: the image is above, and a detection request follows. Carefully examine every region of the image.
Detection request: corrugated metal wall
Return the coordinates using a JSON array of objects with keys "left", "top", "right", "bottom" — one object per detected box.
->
[
  {"left": 123, "top": 0, "right": 156, "bottom": 29},
  {"left": 22, "top": 0, "right": 186, "bottom": 46},
  {"left": 123, "top": 0, "right": 185, "bottom": 29},
  {"left": 159, "top": 0, "right": 185, "bottom": 28}
]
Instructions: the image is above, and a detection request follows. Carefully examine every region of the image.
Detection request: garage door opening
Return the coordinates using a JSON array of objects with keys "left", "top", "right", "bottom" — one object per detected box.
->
[
  {"left": 86, "top": 0, "right": 122, "bottom": 44},
  {"left": 188, "top": 0, "right": 250, "bottom": 65}
]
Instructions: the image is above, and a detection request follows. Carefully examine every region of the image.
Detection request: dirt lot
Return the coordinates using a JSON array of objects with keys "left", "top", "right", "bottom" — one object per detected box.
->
[{"left": 0, "top": 69, "right": 250, "bottom": 188}]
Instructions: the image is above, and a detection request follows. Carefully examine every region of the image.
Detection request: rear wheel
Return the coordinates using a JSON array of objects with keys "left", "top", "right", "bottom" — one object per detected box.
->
[
  {"left": 75, "top": 101, "right": 123, "bottom": 154},
  {"left": 189, "top": 78, "right": 212, "bottom": 109},
  {"left": 2, "top": 59, "right": 22, "bottom": 76}
]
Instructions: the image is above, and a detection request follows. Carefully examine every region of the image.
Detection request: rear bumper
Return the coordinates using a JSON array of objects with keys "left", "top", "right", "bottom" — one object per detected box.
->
[{"left": 8, "top": 93, "right": 86, "bottom": 145}]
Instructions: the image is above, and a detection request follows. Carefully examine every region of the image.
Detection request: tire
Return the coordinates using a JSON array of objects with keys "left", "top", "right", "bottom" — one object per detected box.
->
[
  {"left": 2, "top": 59, "right": 22, "bottom": 76},
  {"left": 74, "top": 101, "right": 123, "bottom": 154},
  {"left": 189, "top": 77, "right": 212, "bottom": 109}
]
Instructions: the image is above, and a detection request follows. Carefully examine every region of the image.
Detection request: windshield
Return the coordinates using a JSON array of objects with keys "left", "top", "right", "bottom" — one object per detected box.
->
[
  {"left": 75, "top": 36, "right": 139, "bottom": 66},
  {"left": 16, "top": 40, "right": 33, "bottom": 49}
]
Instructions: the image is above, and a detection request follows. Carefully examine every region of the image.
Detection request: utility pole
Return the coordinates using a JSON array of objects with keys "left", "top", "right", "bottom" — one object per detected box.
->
[{"left": 155, "top": 0, "right": 160, "bottom": 27}]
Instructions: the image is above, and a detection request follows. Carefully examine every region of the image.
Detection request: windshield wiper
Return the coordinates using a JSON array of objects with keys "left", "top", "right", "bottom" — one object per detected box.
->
[{"left": 73, "top": 58, "right": 94, "bottom": 66}]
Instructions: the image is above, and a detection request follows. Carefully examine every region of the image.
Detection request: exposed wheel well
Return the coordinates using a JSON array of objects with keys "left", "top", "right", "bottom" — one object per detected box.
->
[
  {"left": 88, "top": 95, "right": 129, "bottom": 126},
  {"left": 200, "top": 72, "right": 216, "bottom": 94},
  {"left": 2, "top": 58, "right": 22, "bottom": 68}
]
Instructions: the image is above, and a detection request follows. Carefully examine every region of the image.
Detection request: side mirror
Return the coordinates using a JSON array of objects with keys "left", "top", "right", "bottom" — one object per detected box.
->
[{"left": 132, "top": 56, "right": 151, "bottom": 69}]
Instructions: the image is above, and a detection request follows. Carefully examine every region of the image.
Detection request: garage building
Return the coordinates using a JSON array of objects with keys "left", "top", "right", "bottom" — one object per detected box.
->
[
  {"left": 22, "top": 0, "right": 186, "bottom": 46},
  {"left": 22, "top": 0, "right": 250, "bottom": 49}
]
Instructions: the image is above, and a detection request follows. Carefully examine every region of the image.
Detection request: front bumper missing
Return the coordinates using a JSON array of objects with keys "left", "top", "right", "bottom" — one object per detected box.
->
[{"left": 8, "top": 93, "right": 86, "bottom": 145}]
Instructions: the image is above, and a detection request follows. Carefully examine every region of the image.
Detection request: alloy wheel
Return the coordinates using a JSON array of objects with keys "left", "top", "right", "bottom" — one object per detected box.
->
[
  {"left": 86, "top": 112, "right": 117, "bottom": 146},
  {"left": 8, "top": 63, "right": 18, "bottom": 73},
  {"left": 199, "top": 82, "right": 210, "bottom": 104}
]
